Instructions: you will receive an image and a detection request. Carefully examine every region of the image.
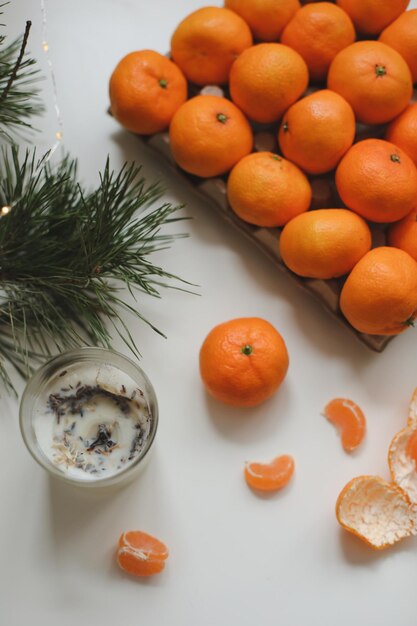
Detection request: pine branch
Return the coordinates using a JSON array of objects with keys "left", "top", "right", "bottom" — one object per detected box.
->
[
  {"left": 0, "top": 147, "right": 193, "bottom": 393},
  {"left": 0, "top": 13, "right": 43, "bottom": 140}
]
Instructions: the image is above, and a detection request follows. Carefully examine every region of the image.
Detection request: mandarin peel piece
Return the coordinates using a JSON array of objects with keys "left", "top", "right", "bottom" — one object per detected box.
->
[
  {"left": 407, "top": 387, "right": 417, "bottom": 427},
  {"left": 244, "top": 454, "right": 294, "bottom": 492},
  {"left": 323, "top": 398, "right": 366, "bottom": 452},
  {"left": 336, "top": 475, "right": 417, "bottom": 550},
  {"left": 388, "top": 425, "right": 417, "bottom": 505}
]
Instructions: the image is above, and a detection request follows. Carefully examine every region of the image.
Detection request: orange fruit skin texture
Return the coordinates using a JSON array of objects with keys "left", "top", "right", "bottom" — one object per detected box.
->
[
  {"left": 386, "top": 103, "right": 417, "bottom": 168},
  {"left": 336, "top": 0, "right": 410, "bottom": 36},
  {"left": 169, "top": 95, "right": 253, "bottom": 178},
  {"left": 380, "top": 10, "right": 417, "bottom": 83},
  {"left": 281, "top": 2, "right": 355, "bottom": 83},
  {"left": 224, "top": 0, "right": 300, "bottom": 41},
  {"left": 340, "top": 247, "right": 417, "bottom": 335},
  {"left": 199, "top": 317, "right": 289, "bottom": 407},
  {"left": 323, "top": 398, "right": 366, "bottom": 452},
  {"left": 244, "top": 455, "right": 295, "bottom": 492},
  {"left": 335, "top": 139, "right": 417, "bottom": 223},
  {"left": 278, "top": 89, "right": 355, "bottom": 175},
  {"left": 109, "top": 50, "right": 187, "bottom": 135},
  {"left": 229, "top": 43, "right": 309, "bottom": 123},
  {"left": 388, "top": 209, "right": 417, "bottom": 262},
  {"left": 227, "top": 152, "right": 312, "bottom": 227},
  {"left": 327, "top": 41, "right": 413, "bottom": 125},
  {"left": 117, "top": 531, "right": 169, "bottom": 577},
  {"left": 280, "top": 209, "right": 371, "bottom": 279},
  {"left": 170, "top": 7, "right": 253, "bottom": 86}
]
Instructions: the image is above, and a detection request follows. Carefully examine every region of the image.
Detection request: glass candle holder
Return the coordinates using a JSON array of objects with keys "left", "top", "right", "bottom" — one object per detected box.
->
[{"left": 19, "top": 347, "right": 158, "bottom": 488}]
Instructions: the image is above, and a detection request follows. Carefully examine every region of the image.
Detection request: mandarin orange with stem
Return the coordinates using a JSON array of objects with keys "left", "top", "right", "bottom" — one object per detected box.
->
[
  {"left": 169, "top": 95, "right": 253, "bottom": 178},
  {"left": 278, "top": 89, "right": 355, "bottom": 175},
  {"left": 229, "top": 43, "right": 308, "bottom": 123},
  {"left": 170, "top": 7, "right": 253, "bottom": 86},
  {"left": 281, "top": 3, "right": 355, "bottom": 83},
  {"left": 386, "top": 104, "right": 417, "bottom": 168},
  {"left": 109, "top": 50, "right": 187, "bottom": 135},
  {"left": 336, "top": 0, "right": 410, "bottom": 36},
  {"left": 227, "top": 152, "right": 311, "bottom": 227},
  {"left": 199, "top": 317, "right": 288, "bottom": 407},
  {"left": 335, "top": 139, "right": 417, "bottom": 223},
  {"left": 339, "top": 247, "right": 417, "bottom": 335},
  {"left": 327, "top": 41, "right": 413, "bottom": 125},
  {"left": 224, "top": 0, "right": 300, "bottom": 41}
]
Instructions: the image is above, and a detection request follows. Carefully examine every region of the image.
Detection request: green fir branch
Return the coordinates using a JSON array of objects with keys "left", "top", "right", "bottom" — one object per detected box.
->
[{"left": 0, "top": 147, "right": 192, "bottom": 393}]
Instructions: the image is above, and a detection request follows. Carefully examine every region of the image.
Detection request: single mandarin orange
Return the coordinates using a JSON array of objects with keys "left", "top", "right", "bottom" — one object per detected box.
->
[
  {"left": 227, "top": 152, "right": 311, "bottom": 227},
  {"left": 280, "top": 209, "right": 371, "bottom": 279},
  {"left": 336, "top": 475, "right": 415, "bottom": 550},
  {"left": 170, "top": 7, "right": 253, "bottom": 85},
  {"left": 339, "top": 246, "right": 417, "bottom": 335},
  {"left": 388, "top": 209, "right": 417, "bottom": 262},
  {"left": 224, "top": 0, "right": 300, "bottom": 41},
  {"left": 109, "top": 50, "right": 187, "bottom": 135},
  {"left": 244, "top": 455, "right": 294, "bottom": 492},
  {"left": 323, "top": 398, "right": 366, "bottom": 452},
  {"left": 117, "top": 530, "right": 169, "bottom": 577},
  {"left": 327, "top": 41, "right": 413, "bottom": 125},
  {"left": 229, "top": 43, "right": 308, "bottom": 123},
  {"left": 335, "top": 139, "right": 417, "bottom": 223},
  {"left": 336, "top": 0, "right": 410, "bottom": 36},
  {"left": 199, "top": 317, "right": 289, "bottom": 407},
  {"left": 386, "top": 104, "right": 417, "bottom": 168},
  {"left": 169, "top": 95, "right": 253, "bottom": 178},
  {"left": 380, "top": 10, "right": 417, "bottom": 83},
  {"left": 281, "top": 3, "right": 355, "bottom": 83},
  {"left": 278, "top": 89, "right": 355, "bottom": 175}
]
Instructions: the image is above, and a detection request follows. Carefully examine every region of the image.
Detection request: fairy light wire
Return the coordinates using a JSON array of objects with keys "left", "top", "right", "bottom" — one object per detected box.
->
[{"left": 1, "top": 0, "right": 64, "bottom": 216}]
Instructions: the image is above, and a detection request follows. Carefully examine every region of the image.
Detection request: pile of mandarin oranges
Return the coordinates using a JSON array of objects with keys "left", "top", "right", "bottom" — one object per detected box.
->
[{"left": 110, "top": 0, "right": 417, "bottom": 338}]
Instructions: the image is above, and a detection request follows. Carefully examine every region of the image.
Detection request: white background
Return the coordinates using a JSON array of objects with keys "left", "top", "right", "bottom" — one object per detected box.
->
[{"left": 2, "top": 1, "right": 417, "bottom": 624}]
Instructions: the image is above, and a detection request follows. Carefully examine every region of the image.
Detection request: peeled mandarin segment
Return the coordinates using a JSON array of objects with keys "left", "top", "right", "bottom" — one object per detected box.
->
[
  {"left": 117, "top": 530, "right": 169, "bottom": 577},
  {"left": 244, "top": 454, "right": 294, "bottom": 492},
  {"left": 388, "top": 426, "right": 417, "bottom": 505},
  {"left": 336, "top": 475, "right": 417, "bottom": 550},
  {"left": 323, "top": 398, "right": 366, "bottom": 452}
]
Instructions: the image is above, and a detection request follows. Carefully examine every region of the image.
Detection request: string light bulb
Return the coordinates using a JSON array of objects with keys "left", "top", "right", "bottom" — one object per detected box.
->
[{"left": 1, "top": 205, "right": 11, "bottom": 216}]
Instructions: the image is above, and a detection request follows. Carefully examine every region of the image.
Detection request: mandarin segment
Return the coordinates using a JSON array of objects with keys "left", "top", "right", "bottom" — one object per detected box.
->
[
  {"left": 323, "top": 398, "right": 366, "bottom": 452},
  {"left": 225, "top": 0, "right": 300, "bottom": 41},
  {"left": 227, "top": 152, "right": 312, "bottom": 227},
  {"left": 117, "top": 530, "right": 169, "bottom": 577},
  {"left": 281, "top": 3, "right": 355, "bottom": 83},
  {"left": 169, "top": 95, "right": 253, "bottom": 178},
  {"left": 199, "top": 317, "right": 289, "bottom": 407},
  {"left": 335, "top": 475, "right": 417, "bottom": 550},
  {"left": 170, "top": 7, "right": 253, "bottom": 86},
  {"left": 244, "top": 455, "right": 294, "bottom": 492},
  {"left": 229, "top": 43, "right": 309, "bottom": 124},
  {"left": 109, "top": 50, "right": 187, "bottom": 135},
  {"left": 327, "top": 41, "right": 413, "bottom": 125}
]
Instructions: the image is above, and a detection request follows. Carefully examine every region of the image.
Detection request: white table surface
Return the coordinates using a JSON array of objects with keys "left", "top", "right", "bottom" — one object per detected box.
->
[{"left": 2, "top": 1, "right": 417, "bottom": 624}]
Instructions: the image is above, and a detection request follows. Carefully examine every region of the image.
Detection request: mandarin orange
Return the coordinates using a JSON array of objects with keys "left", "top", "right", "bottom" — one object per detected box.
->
[
  {"left": 225, "top": 0, "right": 300, "bottom": 41},
  {"left": 170, "top": 7, "right": 253, "bottom": 85},
  {"left": 109, "top": 50, "right": 187, "bottom": 135},
  {"left": 169, "top": 95, "right": 253, "bottom": 177},
  {"left": 281, "top": 3, "right": 355, "bottom": 83},
  {"left": 336, "top": 0, "right": 410, "bottom": 36},
  {"left": 386, "top": 103, "right": 417, "bottom": 168},
  {"left": 199, "top": 317, "right": 289, "bottom": 407},
  {"left": 380, "top": 10, "right": 417, "bottom": 83},
  {"left": 327, "top": 41, "right": 413, "bottom": 125},
  {"left": 388, "top": 209, "right": 417, "bottom": 262},
  {"left": 229, "top": 43, "right": 308, "bottom": 123}
]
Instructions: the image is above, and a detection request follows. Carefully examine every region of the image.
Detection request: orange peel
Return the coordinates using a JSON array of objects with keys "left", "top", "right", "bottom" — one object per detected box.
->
[
  {"left": 336, "top": 475, "right": 417, "bottom": 550},
  {"left": 244, "top": 454, "right": 294, "bottom": 492},
  {"left": 117, "top": 530, "right": 169, "bottom": 577},
  {"left": 323, "top": 398, "right": 366, "bottom": 452}
]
